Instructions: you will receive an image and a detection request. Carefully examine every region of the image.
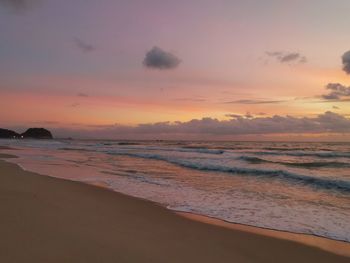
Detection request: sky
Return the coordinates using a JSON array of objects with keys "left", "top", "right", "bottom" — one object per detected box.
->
[{"left": 0, "top": 0, "right": 350, "bottom": 140}]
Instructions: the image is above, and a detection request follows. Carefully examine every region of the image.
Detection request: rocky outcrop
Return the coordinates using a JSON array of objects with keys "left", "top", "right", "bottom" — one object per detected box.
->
[
  {"left": 0, "top": 128, "right": 53, "bottom": 139},
  {"left": 21, "top": 128, "right": 53, "bottom": 139},
  {"left": 0, "top": 128, "right": 19, "bottom": 139}
]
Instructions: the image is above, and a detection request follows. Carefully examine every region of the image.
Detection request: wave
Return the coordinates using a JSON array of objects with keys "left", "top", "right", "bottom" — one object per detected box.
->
[
  {"left": 255, "top": 151, "right": 350, "bottom": 158},
  {"left": 60, "top": 144, "right": 226, "bottom": 157},
  {"left": 181, "top": 148, "right": 224, "bottom": 154},
  {"left": 182, "top": 145, "right": 251, "bottom": 151},
  {"left": 263, "top": 147, "right": 314, "bottom": 151},
  {"left": 108, "top": 151, "right": 350, "bottom": 193},
  {"left": 239, "top": 156, "right": 350, "bottom": 168},
  {"left": 60, "top": 147, "right": 94, "bottom": 152},
  {"left": 117, "top": 142, "right": 141, "bottom": 146},
  {"left": 261, "top": 147, "right": 337, "bottom": 152},
  {"left": 61, "top": 144, "right": 225, "bottom": 155},
  {"left": 114, "top": 145, "right": 225, "bottom": 155}
]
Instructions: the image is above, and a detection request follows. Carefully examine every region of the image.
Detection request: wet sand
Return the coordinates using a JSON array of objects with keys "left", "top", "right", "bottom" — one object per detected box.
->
[{"left": 0, "top": 153, "right": 349, "bottom": 263}]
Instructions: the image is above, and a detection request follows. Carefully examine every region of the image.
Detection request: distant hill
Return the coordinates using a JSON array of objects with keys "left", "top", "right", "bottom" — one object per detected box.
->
[
  {"left": 0, "top": 128, "right": 53, "bottom": 139},
  {"left": 21, "top": 128, "right": 53, "bottom": 139},
  {"left": 0, "top": 128, "right": 19, "bottom": 139}
]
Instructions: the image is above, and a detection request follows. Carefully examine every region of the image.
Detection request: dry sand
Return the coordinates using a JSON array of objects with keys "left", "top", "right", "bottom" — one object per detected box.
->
[{"left": 0, "top": 153, "right": 349, "bottom": 263}]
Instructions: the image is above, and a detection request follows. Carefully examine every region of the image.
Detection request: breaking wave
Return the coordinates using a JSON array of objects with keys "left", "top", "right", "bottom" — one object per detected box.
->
[
  {"left": 108, "top": 151, "right": 350, "bottom": 193},
  {"left": 239, "top": 156, "right": 350, "bottom": 168},
  {"left": 255, "top": 151, "right": 350, "bottom": 158}
]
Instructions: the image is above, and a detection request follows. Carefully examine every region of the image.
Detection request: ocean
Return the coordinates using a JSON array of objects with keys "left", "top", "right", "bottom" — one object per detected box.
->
[{"left": 1, "top": 139, "right": 349, "bottom": 242}]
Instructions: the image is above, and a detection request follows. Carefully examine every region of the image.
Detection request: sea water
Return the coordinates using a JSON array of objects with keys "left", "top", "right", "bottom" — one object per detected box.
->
[{"left": 1, "top": 139, "right": 349, "bottom": 242}]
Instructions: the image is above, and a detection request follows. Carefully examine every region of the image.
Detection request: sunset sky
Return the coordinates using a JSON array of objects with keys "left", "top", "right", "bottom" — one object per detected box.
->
[{"left": 1, "top": 0, "right": 350, "bottom": 140}]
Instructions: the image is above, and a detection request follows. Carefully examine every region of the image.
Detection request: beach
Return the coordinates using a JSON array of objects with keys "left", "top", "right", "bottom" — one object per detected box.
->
[
  {"left": 2, "top": 0, "right": 350, "bottom": 261},
  {"left": 0, "top": 153, "right": 349, "bottom": 263}
]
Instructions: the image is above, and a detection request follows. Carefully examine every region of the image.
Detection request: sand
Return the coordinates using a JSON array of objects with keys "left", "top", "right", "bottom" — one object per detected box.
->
[{"left": 0, "top": 153, "right": 349, "bottom": 263}]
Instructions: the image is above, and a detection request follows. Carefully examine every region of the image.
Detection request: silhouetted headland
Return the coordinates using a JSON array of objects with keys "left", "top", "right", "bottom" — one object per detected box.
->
[
  {"left": 0, "top": 129, "right": 19, "bottom": 139},
  {"left": 0, "top": 128, "right": 53, "bottom": 139}
]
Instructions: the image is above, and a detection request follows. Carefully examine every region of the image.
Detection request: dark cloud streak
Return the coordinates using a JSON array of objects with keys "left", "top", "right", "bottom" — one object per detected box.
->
[
  {"left": 143, "top": 46, "right": 181, "bottom": 70},
  {"left": 74, "top": 38, "right": 96, "bottom": 53},
  {"left": 342, "top": 50, "right": 350, "bottom": 74},
  {"left": 266, "top": 51, "right": 307, "bottom": 64},
  {"left": 77, "top": 92, "right": 89, "bottom": 97},
  {"left": 0, "top": 0, "right": 39, "bottom": 12},
  {"left": 224, "top": 99, "right": 285, "bottom": 105},
  {"left": 322, "top": 83, "right": 350, "bottom": 100}
]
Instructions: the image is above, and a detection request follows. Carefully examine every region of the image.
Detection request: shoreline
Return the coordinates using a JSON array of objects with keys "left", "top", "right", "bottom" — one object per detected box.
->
[
  {"left": 0, "top": 152, "right": 349, "bottom": 262},
  {"left": 177, "top": 212, "right": 350, "bottom": 258}
]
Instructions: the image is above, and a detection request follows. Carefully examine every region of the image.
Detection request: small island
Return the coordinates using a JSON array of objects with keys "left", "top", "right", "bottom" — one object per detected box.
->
[{"left": 0, "top": 128, "right": 53, "bottom": 139}]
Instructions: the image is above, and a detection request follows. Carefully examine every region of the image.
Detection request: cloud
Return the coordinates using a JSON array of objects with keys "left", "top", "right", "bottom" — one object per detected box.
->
[
  {"left": 74, "top": 38, "right": 96, "bottom": 53},
  {"left": 321, "top": 83, "right": 350, "bottom": 100},
  {"left": 266, "top": 51, "right": 307, "bottom": 64},
  {"left": 0, "top": 0, "right": 38, "bottom": 12},
  {"left": 226, "top": 112, "right": 267, "bottom": 119},
  {"left": 244, "top": 112, "right": 253, "bottom": 119},
  {"left": 69, "top": 103, "right": 80, "bottom": 108},
  {"left": 143, "top": 46, "right": 181, "bottom": 70},
  {"left": 122, "top": 112, "right": 350, "bottom": 135},
  {"left": 225, "top": 114, "right": 242, "bottom": 119},
  {"left": 77, "top": 92, "right": 89, "bottom": 97},
  {"left": 224, "top": 99, "right": 285, "bottom": 104},
  {"left": 342, "top": 50, "right": 350, "bottom": 74},
  {"left": 51, "top": 112, "right": 350, "bottom": 139},
  {"left": 173, "top": 97, "right": 206, "bottom": 102}
]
